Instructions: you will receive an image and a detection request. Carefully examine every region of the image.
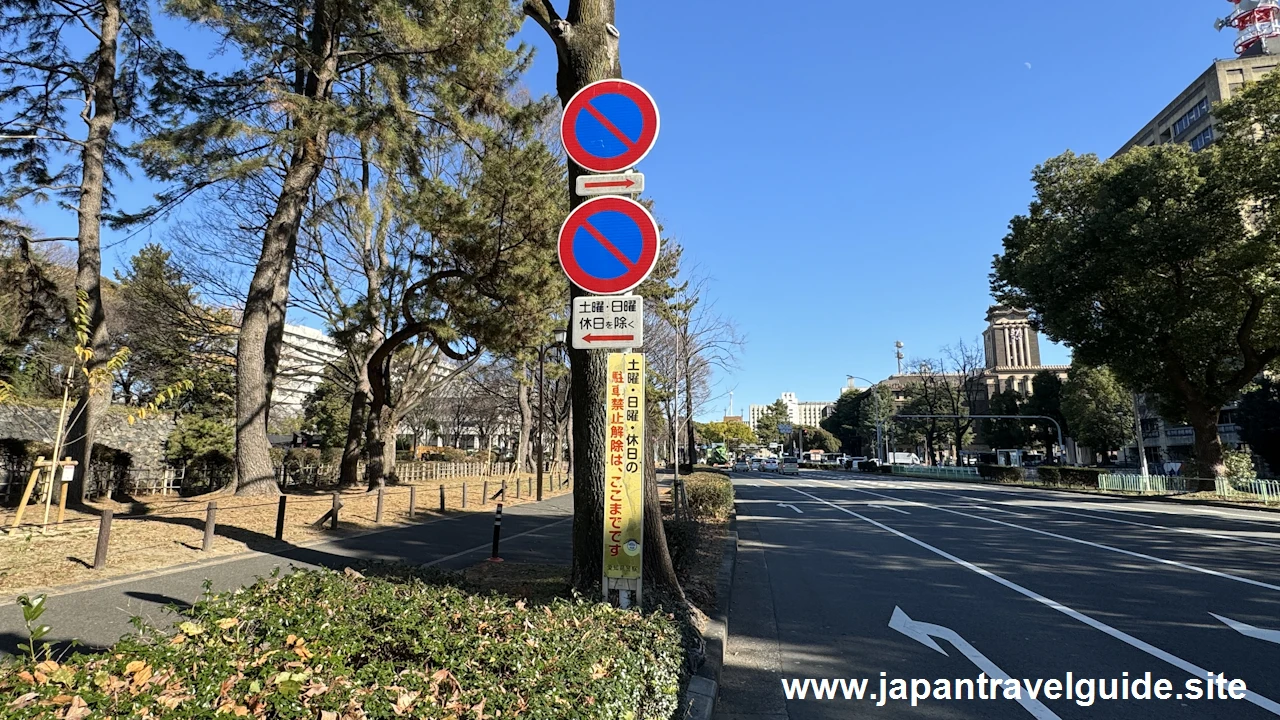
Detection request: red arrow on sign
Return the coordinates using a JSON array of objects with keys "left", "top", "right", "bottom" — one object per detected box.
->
[
  {"left": 583, "top": 178, "right": 636, "bottom": 190},
  {"left": 583, "top": 333, "right": 635, "bottom": 343}
]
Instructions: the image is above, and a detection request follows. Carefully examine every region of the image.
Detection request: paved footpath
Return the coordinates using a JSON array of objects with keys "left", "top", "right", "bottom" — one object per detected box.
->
[
  {"left": 716, "top": 469, "right": 1280, "bottom": 720},
  {"left": 0, "top": 493, "right": 572, "bottom": 656}
]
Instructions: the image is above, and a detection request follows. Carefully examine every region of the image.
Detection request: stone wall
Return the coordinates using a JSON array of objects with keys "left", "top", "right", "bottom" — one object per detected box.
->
[{"left": 0, "top": 404, "right": 176, "bottom": 469}]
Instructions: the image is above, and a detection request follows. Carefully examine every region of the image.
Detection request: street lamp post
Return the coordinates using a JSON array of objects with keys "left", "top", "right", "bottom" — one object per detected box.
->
[
  {"left": 536, "top": 329, "right": 567, "bottom": 502},
  {"left": 847, "top": 375, "right": 884, "bottom": 463}
]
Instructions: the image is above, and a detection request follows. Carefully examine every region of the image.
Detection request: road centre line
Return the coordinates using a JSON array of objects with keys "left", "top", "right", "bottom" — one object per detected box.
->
[
  {"left": 811, "top": 478, "right": 1280, "bottom": 594},
  {"left": 825, "top": 474, "right": 1280, "bottom": 550},
  {"left": 766, "top": 480, "right": 1280, "bottom": 717}
]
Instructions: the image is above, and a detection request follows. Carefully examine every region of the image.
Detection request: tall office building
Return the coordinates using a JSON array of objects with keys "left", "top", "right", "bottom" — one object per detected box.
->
[
  {"left": 1119, "top": 1, "right": 1280, "bottom": 154},
  {"left": 748, "top": 392, "right": 834, "bottom": 431}
]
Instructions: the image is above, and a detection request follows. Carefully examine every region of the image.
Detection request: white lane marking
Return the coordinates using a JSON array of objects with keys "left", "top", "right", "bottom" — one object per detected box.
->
[
  {"left": 1211, "top": 614, "right": 1280, "bottom": 647},
  {"left": 890, "top": 607, "right": 1061, "bottom": 719},
  {"left": 962, "top": 504, "right": 1024, "bottom": 516},
  {"left": 823, "top": 479, "right": 1280, "bottom": 594},
  {"left": 775, "top": 482, "right": 1280, "bottom": 716},
  {"left": 812, "top": 470, "right": 1280, "bottom": 529},
  {"left": 844, "top": 479, "right": 1280, "bottom": 549},
  {"left": 777, "top": 503, "right": 804, "bottom": 514},
  {"left": 420, "top": 518, "right": 570, "bottom": 567},
  {"left": 869, "top": 504, "right": 911, "bottom": 515},
  {"left": 1025, "top": 505, "right": 1280, "bottom": 549}
]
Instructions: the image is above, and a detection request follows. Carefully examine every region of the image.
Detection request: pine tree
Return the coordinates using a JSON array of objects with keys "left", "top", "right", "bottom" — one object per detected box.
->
[
  {"left": 1, "top": 0, "right": 182, "bottom": 502},
  {"left": 140, "top": 0, "right": 531, "bottom": 494}
]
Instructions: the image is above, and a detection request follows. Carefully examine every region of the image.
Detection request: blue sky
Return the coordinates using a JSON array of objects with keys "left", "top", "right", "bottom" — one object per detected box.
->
[
  {"left": 510, "top": 0, "right": 1230, "bottom": 419},
  {"left": 15, "top": 0, "right": 1236, "bottom": 419}
]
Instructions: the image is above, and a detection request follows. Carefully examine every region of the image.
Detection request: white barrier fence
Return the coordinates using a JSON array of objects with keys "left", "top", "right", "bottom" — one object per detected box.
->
[
  {"left": 1098, "top": 474, "right": 1198, "bottom": 494},
  {"left": 889, "top": 465, "right": 980, "bottom": 480},
  {"left": 1216, "top": 477, "right": 1280, "bottom": 504}
]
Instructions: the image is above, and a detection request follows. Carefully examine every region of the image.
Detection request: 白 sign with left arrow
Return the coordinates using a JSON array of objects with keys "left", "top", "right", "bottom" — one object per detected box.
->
[{"left": 572, "top": 294, "right": 644, "bottom": 350}]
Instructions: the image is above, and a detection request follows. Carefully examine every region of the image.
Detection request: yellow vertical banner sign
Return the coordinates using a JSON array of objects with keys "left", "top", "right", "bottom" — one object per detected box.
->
[{"left": 603, "top": 352, "right": 645, "bottom": 580}]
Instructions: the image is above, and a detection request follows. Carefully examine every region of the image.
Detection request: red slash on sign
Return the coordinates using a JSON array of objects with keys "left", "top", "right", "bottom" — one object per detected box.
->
[{"left": 582, "top": 334, "right": 635, "bottom": 343}]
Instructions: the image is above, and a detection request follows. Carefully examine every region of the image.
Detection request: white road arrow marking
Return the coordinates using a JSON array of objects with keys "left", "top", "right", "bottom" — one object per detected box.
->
[
  {"left": 869, "top": 503, "right": 911, "bottom": 515},
  {"left": 776, "top": 503, "right": 803, "bottom": 514},
  {"left": 889, "top": 607, "right": 1061, "bottom": 719},
  {"left": 1212, "top": 613, "right": 1280, "bottom": 646}
]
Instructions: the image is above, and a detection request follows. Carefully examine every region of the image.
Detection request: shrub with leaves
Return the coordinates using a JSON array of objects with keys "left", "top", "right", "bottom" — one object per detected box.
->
[
  {"left": 978, "top": 464, "right": 1025, "bottom": 483},
  {"left": 684, "top": 472, "right": 734, "bottom": 520},
  {"left": 1224, "top": 448, "right": 1258, "bottom": 481},
  {"left": 0, "top": 568, "right": 684, "bottom": 719},
  {"left": 1038, "top": 466, "right": 1104, "bottom": 488}
]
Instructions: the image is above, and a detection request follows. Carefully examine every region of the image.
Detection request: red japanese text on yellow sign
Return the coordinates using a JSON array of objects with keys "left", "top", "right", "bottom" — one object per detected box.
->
[{"left": 603, "top": 353, "right": 644, "bottom": 580}]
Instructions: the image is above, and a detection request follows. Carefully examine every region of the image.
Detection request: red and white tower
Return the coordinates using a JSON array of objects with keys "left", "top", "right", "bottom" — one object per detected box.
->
[{"left": 1217, "top": 0, "right": 1280, "bottom": 55}]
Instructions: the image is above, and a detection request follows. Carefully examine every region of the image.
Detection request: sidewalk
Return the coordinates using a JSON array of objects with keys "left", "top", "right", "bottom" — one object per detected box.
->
[{"left": 0, "top": 493, "right": 573, "bottom": 656}]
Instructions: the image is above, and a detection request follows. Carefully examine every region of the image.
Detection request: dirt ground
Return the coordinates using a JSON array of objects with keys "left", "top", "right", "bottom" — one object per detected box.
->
[{"left": 0, "top": 472, "right": 569, "bottom": 596}]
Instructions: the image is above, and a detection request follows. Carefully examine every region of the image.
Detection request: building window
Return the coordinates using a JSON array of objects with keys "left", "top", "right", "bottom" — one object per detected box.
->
[
  {"left": 1190, "top": 127, "right": 1214, "bottom": 152},
  {"left": 1173, "top": 98, "right": 1211, "bottom": 138}
]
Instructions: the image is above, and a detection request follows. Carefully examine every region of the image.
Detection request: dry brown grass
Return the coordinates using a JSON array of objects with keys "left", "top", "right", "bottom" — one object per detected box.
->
[{"left": 0, "top": 473, "right": 569, "bottom": 596}]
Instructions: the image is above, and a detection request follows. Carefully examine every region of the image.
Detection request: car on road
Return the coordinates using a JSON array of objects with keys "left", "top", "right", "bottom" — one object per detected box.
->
[
  {"left": 733, "top": 458, "right": 749, "bottom": 472},
  {"left": 780, "top": 456, "right": 799, "bottom": 475},
  {"left": 763, "top": 458, "right": 779, "bottom": 472},
  {"left": 750, "top": 458, "right": 762, "bottom": 471}
]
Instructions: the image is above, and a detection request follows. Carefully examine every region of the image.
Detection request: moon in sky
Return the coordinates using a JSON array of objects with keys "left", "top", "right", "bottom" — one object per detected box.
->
[{"left": 1025, "top": 62, "right": 1032, "bottom": 69}]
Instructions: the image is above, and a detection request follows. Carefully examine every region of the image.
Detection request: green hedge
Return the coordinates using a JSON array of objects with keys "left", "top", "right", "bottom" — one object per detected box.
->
[
  {"left": 685, "top": 471, "right": 734, "bottom": 519},
  {"left": 0, "top": 568, "right": 684, "bottom": 719},
  {"left": 978, "top": 464, "right": 1026, "bottom": 483},
  {"left": 1038, "top": 466, "right": 1105, "bottom": 488},
  {"left": 857, "top": 460, "right": 878, "bottom": 472}
]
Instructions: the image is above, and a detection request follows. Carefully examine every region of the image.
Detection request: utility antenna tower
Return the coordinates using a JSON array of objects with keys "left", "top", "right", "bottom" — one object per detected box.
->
[
  {"left": 895, "top": 341, "right": 905, "bottom": 375},
  {"left": 1217, "top": 1, "right": 1280, "bottom": 55}
]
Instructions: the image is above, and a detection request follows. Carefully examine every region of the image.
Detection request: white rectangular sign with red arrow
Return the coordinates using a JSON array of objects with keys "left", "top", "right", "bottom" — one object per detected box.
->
[
  {"left": 572, "top": 294, "right": 644, "bottom": 350},
  {"left": 575, "top": 172, "right": 644, "bottom": 198}
]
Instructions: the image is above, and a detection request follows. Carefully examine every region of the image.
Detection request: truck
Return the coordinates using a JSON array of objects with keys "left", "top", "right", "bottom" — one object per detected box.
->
[
  {"left": 706, "top": 444, "right": 731, "bottom": 467},
  {"left": 886, "top": 452, "right": 922, "bottom": 465}
]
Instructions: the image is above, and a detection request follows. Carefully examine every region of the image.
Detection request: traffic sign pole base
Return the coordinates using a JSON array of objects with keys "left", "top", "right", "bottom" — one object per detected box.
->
[{"left": 488, "top": 557, "right": 504, "bottom": 563}]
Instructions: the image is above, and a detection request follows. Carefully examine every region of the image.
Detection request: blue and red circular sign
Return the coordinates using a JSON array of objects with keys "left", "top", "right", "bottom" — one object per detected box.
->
[
  {"left": 558, "top": 196, "right": 660, "bottom": 295},
  {"left": 561, "top": 79, "right": 660, "bottom": 174}
]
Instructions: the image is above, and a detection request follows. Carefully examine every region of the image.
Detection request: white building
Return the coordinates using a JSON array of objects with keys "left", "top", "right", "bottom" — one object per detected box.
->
[
  {"left": 749, "top": 392, "right": 834, "bottom": 431},
  {"left": 271, "top": 324, "right": 344, "bottom": 415}
]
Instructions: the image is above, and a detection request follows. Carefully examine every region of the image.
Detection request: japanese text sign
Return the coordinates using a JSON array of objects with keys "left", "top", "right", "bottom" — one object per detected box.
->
[{"left": 603, "top": 352, "right": 645, "bottom": 579}]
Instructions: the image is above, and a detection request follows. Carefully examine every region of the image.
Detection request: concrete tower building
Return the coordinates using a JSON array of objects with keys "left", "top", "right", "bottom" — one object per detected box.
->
[{"left": 981, "top": 306, "right": 1069, "bottom": 398}]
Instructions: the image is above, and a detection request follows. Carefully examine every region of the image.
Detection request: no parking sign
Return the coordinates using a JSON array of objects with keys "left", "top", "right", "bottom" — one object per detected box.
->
[
  {"left": 561, "top": 79, "right": 660, "bottom": 174},
  {"left": 558, "top": 196, "right": 660, "bottom": 295}
]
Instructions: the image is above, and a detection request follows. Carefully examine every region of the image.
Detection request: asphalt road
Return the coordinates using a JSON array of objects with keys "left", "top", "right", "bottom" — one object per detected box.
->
[
  {"left": 715, "top": 469, "right": 1280, "bottom": 720},
  {"left": 0, "top": 492, "right": 573, "bottom": 657}
]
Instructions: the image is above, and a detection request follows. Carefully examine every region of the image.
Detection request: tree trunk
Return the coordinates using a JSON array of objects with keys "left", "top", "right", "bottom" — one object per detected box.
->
[
  {"left": 261, "top": 231, "right": 298, "bottom": 431},
  {"left": 339, "top": 381, "right": 369, "bottom": 487},
  {"left": 525, "top": 0, "right": 681, "bottom": 599},
  {"left": 516, "top": 368, "right": 533, "bottom": 472},
  {"left": 232, "top": 0, "right": 337, "bottom": 497},
  {"left": 1187, "top": 403, "right": 1226, "bottom": 482},
  {"left": 644, "top": 410, "right": 683, "bottom": 598},
  {"left": 684, "top": 366, "right": 696, "bottom": 467},
  {"left": 64, "top": 0, "right": 120, "bottom": 505},
  {"left": 364, "top": 401, "right": 394, "bottom": 489}
]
